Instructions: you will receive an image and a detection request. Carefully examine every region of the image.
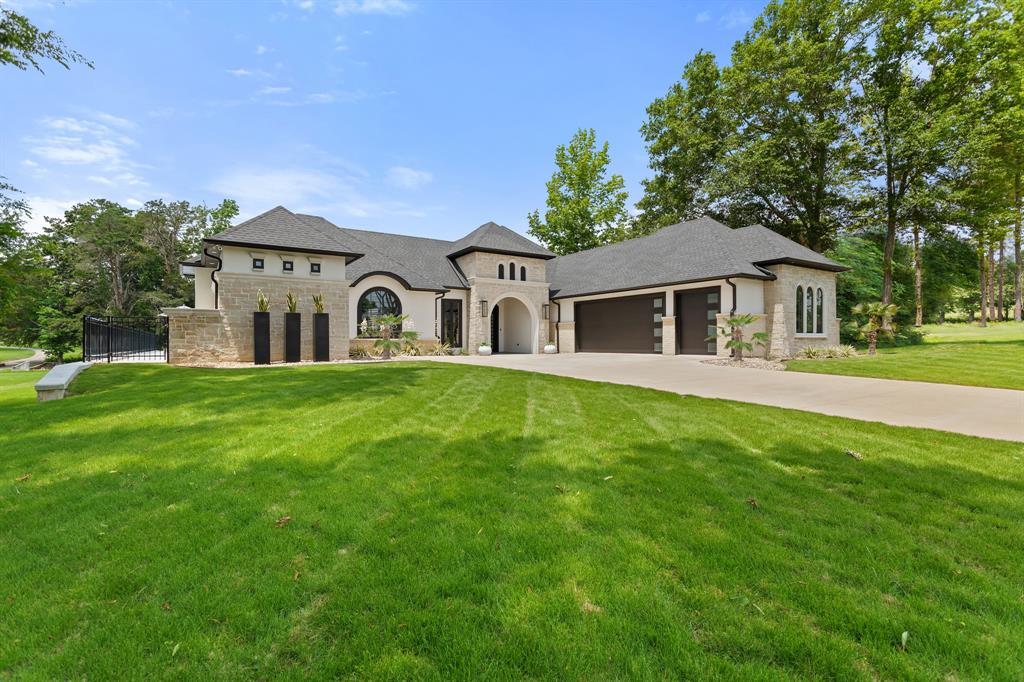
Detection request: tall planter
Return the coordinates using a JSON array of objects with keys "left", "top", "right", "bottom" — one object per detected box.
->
[
  {"left": 285, "top": 312, "right": 301, "bottom": 363},
  {"left": 313, "top": 313, "right": 330, "bottom": 362},
  {"left": 253, "top": 312, "right": 270, "bottom": 365}
]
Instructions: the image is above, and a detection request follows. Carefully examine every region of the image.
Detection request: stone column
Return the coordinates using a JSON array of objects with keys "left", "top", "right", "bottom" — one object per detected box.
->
[
  {"left": 557, "top": 321, "right": 576, "bottom": 353},
  {"left": 768, "top": 303, "right": 790, "bottom": 360},
  {"left": 661, "top": 316, "right": 676, "bottom": 355}
]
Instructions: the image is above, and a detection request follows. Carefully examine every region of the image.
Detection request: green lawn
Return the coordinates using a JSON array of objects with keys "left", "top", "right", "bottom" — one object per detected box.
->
[
  {"left": 1, "top": 364, "right": 1022, "bottom": 679},
  {"left": 786, "top": 321, "right": 1024, "bottom": 390},
  {"left": 0, "top": 347, "right": 34, "bottom": 363}
]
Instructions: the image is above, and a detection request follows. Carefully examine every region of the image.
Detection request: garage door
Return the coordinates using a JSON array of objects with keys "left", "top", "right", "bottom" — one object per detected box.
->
[{"left": 575, "top": 295, "right": 664, "bottom": 353}]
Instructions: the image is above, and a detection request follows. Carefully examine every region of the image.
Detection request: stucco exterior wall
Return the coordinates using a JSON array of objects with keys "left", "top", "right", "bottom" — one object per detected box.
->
[
  {"left": 217, "top": 245, "right": 348, "bottom": 281},
  {"left": 349, "top": 274, "right": 442, "bottom": 342},
  {"left": 193, "top": 267, "right": 216, "bottom": 309},
  {"left": 762, "top": 264, "right": 840, "bottom": 354}
]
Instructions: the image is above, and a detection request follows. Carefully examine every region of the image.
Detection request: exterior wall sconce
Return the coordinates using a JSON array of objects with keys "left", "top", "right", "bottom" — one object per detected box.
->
[
  {"left": 542, "top": 304, "right": 550, "bottom": 320},
  {"left": 479, "top": 300, "right": 488, "bottom": 317}
]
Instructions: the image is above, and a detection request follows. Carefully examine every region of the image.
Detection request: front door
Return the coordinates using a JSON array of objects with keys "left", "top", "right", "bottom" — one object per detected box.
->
[
  {"left": 490, "top": 305, "right": 500, "bottom": 351},
  {"left": 441, "top": 299, "right": 462, "bottom": 348},
  {"left": 676, "top": 287, "right": 721, "bottom": 355}
]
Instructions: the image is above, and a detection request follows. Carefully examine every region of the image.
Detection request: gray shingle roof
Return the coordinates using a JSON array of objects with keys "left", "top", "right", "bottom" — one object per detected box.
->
[
  {"left": 206, "top": 206, "right": 365, "bottom": 259},
  {"left": 447, "top": 221, "right": 555, "bottom": 260},
  {"left": 547, "top": 217, "right": 845, "bottom": 299}
]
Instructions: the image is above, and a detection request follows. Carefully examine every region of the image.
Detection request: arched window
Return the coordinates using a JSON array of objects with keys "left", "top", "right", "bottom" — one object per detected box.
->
[
  {"left": 520, "top": 265, "right": 526, "bottom": 281},
  {"left": 796, "top": 286, "right": 804, "bottom": 334},
  {"left": 815, "top": 288, "right": 824, "bottom": 334},
  {"left": 498, "top": 264, "right": 504, "bottom": 279},
  {"left": 805, "top": 286, "right": 814, "bottom": 334},
  {"left": 509, "top": 262, "right": 516, "bottom": 280},
  {"left": 357, "top": 287, "right": 401, "bottom": 337}
]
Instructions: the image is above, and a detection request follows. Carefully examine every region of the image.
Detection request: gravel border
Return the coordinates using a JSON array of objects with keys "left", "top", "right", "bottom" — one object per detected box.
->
[{"left": 701, "top": 357, "right": 786, "bottom": 371}]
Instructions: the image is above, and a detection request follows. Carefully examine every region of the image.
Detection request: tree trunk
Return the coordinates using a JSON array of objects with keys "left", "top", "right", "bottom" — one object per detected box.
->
[
  {"left": 998, "top": 237, "right": 1005, "bottom": 321},
  {"left": 979, "top": 243, "right": 988, "bottom": 327},
  {"left": 381, "top": 326, "right": 392, "bottom": 360},
  {"left": 1014, "top": 169, "right": 1022, "bottom": 322},
  {"left": 867, "top": 329, "right": 878, "bottom": 355},
  {"left": 913, "top": 224, "right": 923, "bottom": 327},
  {"left": 882, "top": 212, "right": 897, "bottom": 305},
  {"left": 732, "top": 326, "right": 743, "bottom": 361},
  {"left": 988, "top": 244, "right": 996, "bottom": 322}
]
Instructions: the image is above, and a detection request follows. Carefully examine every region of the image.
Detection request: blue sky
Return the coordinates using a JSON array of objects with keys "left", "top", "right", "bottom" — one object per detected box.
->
[{"left": 3, "top": 0, "right": 766, "bottom": 240}]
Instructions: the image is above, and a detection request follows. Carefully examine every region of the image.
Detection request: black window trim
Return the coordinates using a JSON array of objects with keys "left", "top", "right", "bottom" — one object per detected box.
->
[
  {"left": 252, "top": 257, "right": 265, "bottom": 270},
  {"left": 310, "top": 261, "right": 321, "bottom": 274}
]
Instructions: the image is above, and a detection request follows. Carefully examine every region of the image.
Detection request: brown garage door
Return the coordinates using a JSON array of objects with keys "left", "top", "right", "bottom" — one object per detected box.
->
[{"left": 575, "top": 295, "right": 663, "bottom": 353}]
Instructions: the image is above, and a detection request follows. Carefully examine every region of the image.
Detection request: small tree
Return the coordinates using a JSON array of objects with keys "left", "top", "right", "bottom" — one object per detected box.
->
[
  {"left": 845, "top": 302, "right": 898, "bottom": 355},
  {"left": 373, "top": 314, "right": 417, "bottom": 360},
  {"left": 707, "top": 313, "right": 768, "bottom": 361}
]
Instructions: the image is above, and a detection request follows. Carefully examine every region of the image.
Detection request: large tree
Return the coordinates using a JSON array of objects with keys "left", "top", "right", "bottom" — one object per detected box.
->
[
  {"left": 527, "top": 128, "right": 629, "bottom": 255},
  {"left": 0, "top": 7, "right": 92, "bottom": 73}
]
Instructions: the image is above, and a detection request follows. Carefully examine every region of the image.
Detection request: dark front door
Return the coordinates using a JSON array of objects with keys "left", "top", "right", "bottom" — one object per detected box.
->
[
  {"left": 575, "top": 294, "right": 663, "bottom": 353},
  {"left": 676, "top": 287, "right": 721, "bottom": 355},
  {"left": 441, "top": 299, "right": 462, "bottom": 347},
  {"left": 490, "top": 305, "right": 500, "bottom": 351}
]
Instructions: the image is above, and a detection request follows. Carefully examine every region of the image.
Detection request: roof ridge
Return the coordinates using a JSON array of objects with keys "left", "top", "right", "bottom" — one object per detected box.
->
[{"left": 296, "top": 214, "right": 459, "bottom": 246}]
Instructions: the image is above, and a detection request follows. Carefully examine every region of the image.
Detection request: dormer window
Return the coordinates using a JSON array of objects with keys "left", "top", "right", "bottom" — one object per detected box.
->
[
  {"left": 252, "top": 258, "right": 264, "bottom": 270},
  {"left": 310, "top": 262, "right": 321, "bottom": 274},
  {"left": 282, "top": 260, "right": 294, "bottom": 273}
]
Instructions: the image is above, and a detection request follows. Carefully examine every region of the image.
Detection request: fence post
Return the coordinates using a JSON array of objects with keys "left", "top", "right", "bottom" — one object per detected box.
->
[{"left": 106, "top": 316, "right": 112, "bottom": 364}]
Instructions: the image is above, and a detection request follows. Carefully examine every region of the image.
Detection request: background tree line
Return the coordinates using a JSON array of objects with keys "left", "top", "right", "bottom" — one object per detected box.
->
[{"left": 528, "top": 0, "right": 1022, "bottom": 330}]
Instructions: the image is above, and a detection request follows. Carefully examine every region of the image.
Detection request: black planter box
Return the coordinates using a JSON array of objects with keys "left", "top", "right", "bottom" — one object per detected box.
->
[
  {"left": 253, "top": 311, "right": 270, "bottom": 365},
  {"left": 285, "top": 312, "right": 301, "bottom": 363},
  {"left": 313, "top": 313, "right": 330, "bottom": 362}
]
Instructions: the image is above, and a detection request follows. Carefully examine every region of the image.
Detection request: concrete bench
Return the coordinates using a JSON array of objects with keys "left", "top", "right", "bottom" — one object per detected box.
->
[{"left": 35, "top": 362, "right": 93, "bottom": 402}]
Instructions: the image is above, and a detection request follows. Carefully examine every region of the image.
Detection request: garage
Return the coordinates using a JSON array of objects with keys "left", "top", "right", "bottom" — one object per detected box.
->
[{"left": 574, "top": 294, "right": 664, "bottom": 353}]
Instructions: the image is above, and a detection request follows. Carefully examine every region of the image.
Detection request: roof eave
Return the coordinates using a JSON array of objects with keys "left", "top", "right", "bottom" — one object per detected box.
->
[
  {"left": 204, "top": 238, "right": 365, "bottom": 263},
  {"left": 447, "top": 246, "right": 556, "bottom": 261},
  {"left": 753, "top": 257, "right": 849, "bottom": 273},
  {"left": 549, "top": 272, "right": 773, "bottom": 300}
]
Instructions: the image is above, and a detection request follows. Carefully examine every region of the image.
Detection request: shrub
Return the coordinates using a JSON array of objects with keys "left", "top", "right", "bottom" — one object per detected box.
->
[
  {"left": 797, "top": 345, "right": 858, "bottom": 359},
  {"left": 427, "top": 342, "right": 452, "bottom": 356}
]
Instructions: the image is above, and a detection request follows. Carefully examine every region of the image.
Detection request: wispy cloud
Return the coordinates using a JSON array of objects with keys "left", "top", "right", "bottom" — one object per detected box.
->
[
  {"left": 264, "top": 90, "right": 369, "bottom": 106},
  {"left": 226, "top": 67, "right": 271, "bottom": 77},
  {"left": 296, "top": 0, "right": 315, "bottom": 10},
  {"left": 257, "top": 85, "right": 292, "bottom": 95},
  {"left": 387, "top": 166, "right": 432, "bottom": 189},
  {"left": 255, "top": 44, "right": 270, "bottom": 55},
  {"left": 334, "top": 0, "right": 413, "bottom": 16},
  {"left": 28, "top": 115, "right": 137, "bottom": 167},
  {"left": 719, "top": 8, "right": 753, "bottom": 29},
  {"left": 695, "top": 10, "right": 711, "bottom": 23}
]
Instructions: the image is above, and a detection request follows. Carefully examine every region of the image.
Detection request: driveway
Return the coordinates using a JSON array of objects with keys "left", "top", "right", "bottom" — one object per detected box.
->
[{"left": 428, "top": 353, "right": 1024, "bottom": 443}]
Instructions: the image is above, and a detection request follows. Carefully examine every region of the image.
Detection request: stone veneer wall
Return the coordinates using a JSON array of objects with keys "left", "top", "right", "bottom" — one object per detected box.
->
[
  {"left": 467, "top": 278, "right": 550, "bottom": 353},
  {"left": 165, "top": 273, "right": 349, "bottom": 364},
  {"left": 762, "top": 264, "right": 840, "bottom": 355}
]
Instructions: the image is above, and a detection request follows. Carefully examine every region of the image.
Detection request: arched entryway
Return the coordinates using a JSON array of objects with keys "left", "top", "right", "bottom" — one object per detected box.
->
[{"left": 489, "top": 294, "right": 537, "bottom": 353}]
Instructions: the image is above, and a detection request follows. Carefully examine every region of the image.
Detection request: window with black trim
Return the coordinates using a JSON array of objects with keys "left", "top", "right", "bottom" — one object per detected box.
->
[
  {"left": 357, "top": 287, "right": 402, "bottom": 337},
  {"left": 310, "top": 262, "right": 321, "bottom": 274},
  {"left": 498, "top": 264, "right": 504, "bottom": 279},
  {"left": 282, "top": 260, "right": 294, "bottom": 273},
  {"left": 509, "top": 262, "right": 516, "bottom": 280},
  {"left": 520, "top": 265, "right": 526, "bottom": 281},
  {"left": 252, "top": 258, "right": 264, "bottom": 270}
]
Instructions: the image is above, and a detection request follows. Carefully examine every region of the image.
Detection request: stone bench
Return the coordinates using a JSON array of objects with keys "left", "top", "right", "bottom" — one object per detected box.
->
[{"left": 35, "top": 362, "right": 93, "bottom": 402}]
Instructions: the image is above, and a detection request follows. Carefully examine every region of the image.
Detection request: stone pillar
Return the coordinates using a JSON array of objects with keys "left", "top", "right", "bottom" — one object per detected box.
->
[
  {"left": 661, "top": 316, "right": 676, "bottom": 355},
  {"left": 768, "top": 303, "right": 790, "bottom": 360},
  {"left": 557, "top": 321, "right": 575, "bottom": 353}
]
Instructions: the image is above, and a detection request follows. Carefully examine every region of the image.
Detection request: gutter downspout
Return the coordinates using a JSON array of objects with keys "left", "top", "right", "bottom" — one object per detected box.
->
[
  {"left": 553, "top": 300, "right": 561, "bottom": 352},
  {"left": 203, "top": 245, "right": 223, "bottom": 309},
  {"left": 725, "top": 277, "right": 738, "bottom": 358},
  {"left": 433, "top": 292, "right": 445, "bottom": 344}
]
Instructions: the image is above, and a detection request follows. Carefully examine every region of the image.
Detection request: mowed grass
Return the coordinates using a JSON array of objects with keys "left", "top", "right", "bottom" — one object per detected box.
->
[
  {"left": 1, "top": 364, "right": 1022, "bottom": 680},
  {"left": 0, "top": 347, "right": 33, "bottom": 363},
  {"left": 786, "top": 321, "right": 1024, "bottom": 390}
]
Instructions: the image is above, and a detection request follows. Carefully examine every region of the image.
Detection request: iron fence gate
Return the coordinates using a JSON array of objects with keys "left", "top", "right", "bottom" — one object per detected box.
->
[{"left": 83, "top": 315, "right": 169, "bottom": 363}]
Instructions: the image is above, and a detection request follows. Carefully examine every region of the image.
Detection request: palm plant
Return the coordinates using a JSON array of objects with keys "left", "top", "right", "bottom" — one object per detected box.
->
[
  {"left": 707, "top": 313, "right": 768, "bottom": 361},
  {"left": 845, "top": 302, "right": 898, "bottom": 355},
  {"left": 256, "top": 289, "right": 270, "bottom": 312},
  {"left": 285, "top": 291, "right": 298, "bottom": 313},
  {"left": 373, "top": 313, "right": 417, "bottom": 360}
]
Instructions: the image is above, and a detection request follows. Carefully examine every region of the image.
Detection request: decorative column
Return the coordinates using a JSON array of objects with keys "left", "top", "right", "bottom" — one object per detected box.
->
[
  {"left": 768, "top": 303, "right": 790, "bottom": 360},
  {"left": 661, "top": 316, "right": 676, "bottom": 355}
]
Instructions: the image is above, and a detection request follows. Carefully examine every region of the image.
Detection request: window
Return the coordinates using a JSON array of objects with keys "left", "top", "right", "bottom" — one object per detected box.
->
[
  {"left": 498, "top": 264, "right": 504, "bottom": 279},
  {"left": 310, "top": 262, "right": 321, "bottom": 274},
  {"left": 509, "top": 262, "right": 516, "bottom": 280},
  {"left": 441, "top": 299, "right": 462, "bottom": 347},
  {"left": 252, "top": 258, "right": 264, "bottom": 270},
  {"left": 520, "top": 265, "right": 526, "bottom": 281},
  {"left": 796, "top": 286, "right": 804, "bottom": 334},
  {"left": 282, "top": 260, "right": 294, "bottom": 273},
  {"left": 357, "top": 287, "right": 401, "bottom": 337},
  {"left": 816, "top": 288, "right": 824, "bottom": 334},
  {"left": 805, "top": 286, "right": 814, "bottom": 334}
]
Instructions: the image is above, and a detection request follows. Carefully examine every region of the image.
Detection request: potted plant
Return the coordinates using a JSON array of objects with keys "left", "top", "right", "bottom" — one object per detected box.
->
[
  {"left": 543, "top": 331, "right": 557, "bottom": 354},
  {"left": 478, "top": 337, "right": 492, "bottom": 356},
  {"left": 284, "top": 291, "right": 301, "bottom": 363},
  {"left": 253, "top": 289, "right": 271, "bottom": 365},
  {"left": 312, "top": 293, "right": 329, "bottom": 362}
]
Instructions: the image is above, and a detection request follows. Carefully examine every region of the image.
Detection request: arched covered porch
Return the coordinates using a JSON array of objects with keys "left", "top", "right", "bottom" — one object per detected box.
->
[{"left": 489, "top": 293, "right": 539, "bottom": 353}]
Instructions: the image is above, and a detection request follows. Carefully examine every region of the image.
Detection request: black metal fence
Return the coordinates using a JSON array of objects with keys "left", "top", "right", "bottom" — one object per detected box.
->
[{"left": 83, "top": 315, "right": 169, "bottom": 363}]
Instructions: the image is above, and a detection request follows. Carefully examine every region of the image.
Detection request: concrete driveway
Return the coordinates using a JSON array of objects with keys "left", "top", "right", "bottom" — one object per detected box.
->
[{"left": 427, "top": 353, "right": 1024, "bottom": 443}]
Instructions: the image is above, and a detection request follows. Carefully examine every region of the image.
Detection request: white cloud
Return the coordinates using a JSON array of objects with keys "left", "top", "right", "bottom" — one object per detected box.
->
[
  {"left": 334, "top": 0, "right": 413, "bottom": 16},
  {"left": 27, "top": 116, "right": 138, "bottom": 168},
  {"left": 296, "top": 0, "right": 315, "bottom": 9},
  {"left": 225, "top": 68, "right": 270, "bottom": 77},
  {"left": 387, "top": 166, "right": 432, "bottom": 189},
  {"left": 124, "top": 198, "right": 144, "bottom": 209},
  {"left": 255, "top": 44, "right": 270, "bottom": 55},
  {"left": 257, "top": 85, "right": 292, "bottom": 95},
  {"left": 720, "top": 9, "right": 753, "bottom": 29},
  {"left": 92, "top": 111, "right": 136, "bottom": 129},
  {"left": 87, "top": 175, "right": 114, "bottom": 185},
  {"left": 695, "top": 10, "right": 711, "bottom": 23},
  {"left": 334, "top": 35, "right": 349, "bottom": 51},
  {"left": 264, "top": 90, "right": 368, "bottom": 106},
  {"left": 23, "top": 196, "right": 81, "bottom": 234}
]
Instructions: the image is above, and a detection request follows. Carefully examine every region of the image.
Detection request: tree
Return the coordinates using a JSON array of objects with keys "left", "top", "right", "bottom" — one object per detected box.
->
[
  {"left": 636, "top": 51, "right": 727, "bottom": 234},
  {"left": 373, "top": 313, "right": 415, "bottom": 360},
  {"left": 846, "top": 302, "right": 899, "bottom": 355},
  {"left": 0, "top": 7, "right": 92, "bottom": 73},
  {"left": 707, "top": 313, "right": 769, "bottom": 361},
  {"left": 527, "top": 128, "right": 629, "bottom": 255}
]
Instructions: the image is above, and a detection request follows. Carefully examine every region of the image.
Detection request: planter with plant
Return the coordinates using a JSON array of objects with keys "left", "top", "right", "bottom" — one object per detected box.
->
[
  {"left": 707, "top": 313, "right": 769, "bottom": 361},
  {"left": 312, "top": 293, "right": 329, "bottom": 362},
  {"left": 543, "top": 330, "right": 557, "bottom": 354},
  {"left": 253, "top": 289, "right": 271, "bottom": 365},
  {"left": 845, "top": 302, "right": 898, "bottom": 355},
  {"left": 478, "top": 337, "right": 492, "bottom": 356},
  {"left": 284, "top": 291, "right": 301, "bottom": 363}
]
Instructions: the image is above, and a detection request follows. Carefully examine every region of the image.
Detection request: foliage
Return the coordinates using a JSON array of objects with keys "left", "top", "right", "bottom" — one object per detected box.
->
[
  {"left": 255, "top": 290, "right": 269, "bottom": 313},
  {"left": 0, "top": 7, "right": 92, "bottom": 73},
  {"left": 527, "top": 128, "right": 630, "bottom": 255},
  {"left": 478, "top": 336, "right": 490, "bottom": 348},
  {"left": 845, "top": 302, "right": 899, "bottom": 354},
  {"left": 796, "top": 345, "right": 858, "bottom": 359},
  {"left": 285, "top": 291, "right": 298, "bottom": 314},
  {"left": 427, "top": 341, "right": 452, "bottom": 356},
  {"left": 312, "top": 293, "right": 325, "bottom": 314},
  {"left": 35, "top": 305, "right": 78, "bottom": 362},
  {"left": 707, "top": 313, "right": 768, "bottom": 361},
  {"left": 371, "top": 313, "right": 411, "bottom": 360}
]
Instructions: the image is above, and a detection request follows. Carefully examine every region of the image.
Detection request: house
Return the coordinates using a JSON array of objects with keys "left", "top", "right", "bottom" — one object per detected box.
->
[{"left": 167, "top": 206, "right": 846, "bottom": 364}]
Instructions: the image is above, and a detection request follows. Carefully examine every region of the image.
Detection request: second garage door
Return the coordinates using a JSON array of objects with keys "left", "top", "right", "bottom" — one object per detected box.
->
[{"left": 575, "top": 294, "right": 664, "bottom": 353}]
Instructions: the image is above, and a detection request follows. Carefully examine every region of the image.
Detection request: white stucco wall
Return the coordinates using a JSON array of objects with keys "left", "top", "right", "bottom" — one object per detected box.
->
[
  {"left": 194, "top": 267, "right": 215, "bottom": 309},
  {"left": 348, "top": 274, "right": 442, "bottom": 341},
  {"left": 216, "top": 245, "right": 348, "bottom": 281},
  {"left": 496, "top": 297, "right": 534, "bottom": 353}
]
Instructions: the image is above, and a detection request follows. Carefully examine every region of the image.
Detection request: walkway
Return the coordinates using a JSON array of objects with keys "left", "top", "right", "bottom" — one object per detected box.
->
[{"left": 428, "top": 353, "right": 1024, "bottom": 442}]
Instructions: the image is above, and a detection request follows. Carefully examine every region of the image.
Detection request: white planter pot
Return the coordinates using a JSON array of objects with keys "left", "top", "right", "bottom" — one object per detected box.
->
[
  {"left": 478, "top": 346, "right": 492, "bottom": 356},
  {"left": 543, "top": 344, "right": 557, "bottom": 354}
]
